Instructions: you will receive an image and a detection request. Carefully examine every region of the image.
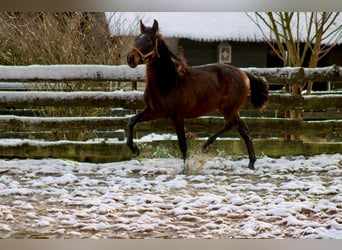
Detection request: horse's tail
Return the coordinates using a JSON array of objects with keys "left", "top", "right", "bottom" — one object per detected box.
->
[{"left": 245, "top": 72, "right": 269, "bottom": 111}]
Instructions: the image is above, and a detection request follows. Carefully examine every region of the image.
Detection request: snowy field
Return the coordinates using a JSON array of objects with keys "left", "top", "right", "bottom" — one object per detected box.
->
[{"left": 0, "top": 154, "right": 342, "bottom": 239}]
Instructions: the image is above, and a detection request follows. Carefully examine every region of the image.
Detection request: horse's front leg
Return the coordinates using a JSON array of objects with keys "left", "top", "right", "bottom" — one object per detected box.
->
[
  {"left": 171, "top": 115, "right": 188, "bottom": 174},
  {"left": 126, "top": 114, "right": 141, "bottom": 155},
  {"left": 126, "top": 107, "right": 156, "bottom": 155}
]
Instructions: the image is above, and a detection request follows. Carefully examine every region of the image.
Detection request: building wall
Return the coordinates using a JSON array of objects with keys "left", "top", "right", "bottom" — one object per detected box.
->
[
  {"left": 178, "top": 39, "right": 267, "bottom": 67},
  {"left": 169, "top": 38, "right": 340, "bottom": 68},
  {"left": 165, "top": 38, "right": 341, "bottom": 91},
  {"left": 230, "top": 42, "right": 267, "bottom": 67},
  {"left": 179, "top": 39, "right": 218, "bottom": 66},
  {"left": 325, "top": 45, "right": 342, "bottom": 66}
]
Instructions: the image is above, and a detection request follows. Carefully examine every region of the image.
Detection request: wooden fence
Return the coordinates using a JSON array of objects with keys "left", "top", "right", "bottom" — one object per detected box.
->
[{"left": 0, "top": 65, "right": 341, "bottom": 162}]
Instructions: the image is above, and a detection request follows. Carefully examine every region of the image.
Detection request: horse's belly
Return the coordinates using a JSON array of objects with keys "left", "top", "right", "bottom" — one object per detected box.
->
[{"left": 183, "top": 99, "right": 219, "bottom": 119}]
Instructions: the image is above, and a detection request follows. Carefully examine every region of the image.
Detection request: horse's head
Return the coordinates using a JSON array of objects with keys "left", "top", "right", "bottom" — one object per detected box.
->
[{"left": 127, "top": 20, "right": 159, "bottom": 68}]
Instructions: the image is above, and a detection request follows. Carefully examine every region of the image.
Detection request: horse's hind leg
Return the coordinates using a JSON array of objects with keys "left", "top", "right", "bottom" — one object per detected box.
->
[
  {"left": 202, "top": 120, "right": 235, "bottom": 151},
  {"left": 235, "top": 116, "right": 256, "bottom": 170},
  {"left": 203, "top": 114, "right": 257, "bottom": 170}
]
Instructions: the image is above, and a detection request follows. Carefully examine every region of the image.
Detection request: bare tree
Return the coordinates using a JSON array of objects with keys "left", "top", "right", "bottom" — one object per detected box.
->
[{"left": 247, "top": 12, "right": 341, "bottom": 95}]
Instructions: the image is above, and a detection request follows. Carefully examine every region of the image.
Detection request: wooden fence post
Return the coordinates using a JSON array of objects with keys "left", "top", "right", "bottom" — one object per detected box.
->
[{"left": 131, "top": 80, "right": 137, "bottom": 91}]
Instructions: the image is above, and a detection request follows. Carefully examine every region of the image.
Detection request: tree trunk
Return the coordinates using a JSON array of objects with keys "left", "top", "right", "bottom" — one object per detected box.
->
[{"left": 305, "top": 13, "right": 325, "bottom": 95}]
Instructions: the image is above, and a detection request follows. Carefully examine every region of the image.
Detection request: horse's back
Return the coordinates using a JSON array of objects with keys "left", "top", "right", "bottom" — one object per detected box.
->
[
  {"left": 180, "top": 63, "right": 250, "bottom": 119},
  {"left": 190, "top": 63, "right": 250, "bottom": 99},
  {"left": 193, "top": 63, "right": 247, "bottom": 82}
]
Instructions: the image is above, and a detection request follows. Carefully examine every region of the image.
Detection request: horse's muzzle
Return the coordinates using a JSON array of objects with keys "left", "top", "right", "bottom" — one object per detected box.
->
[{"left": 127, "top": 54, "right": 137, "bottom": 68}]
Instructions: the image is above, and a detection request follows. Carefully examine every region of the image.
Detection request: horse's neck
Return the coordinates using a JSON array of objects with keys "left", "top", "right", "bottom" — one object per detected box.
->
[{"left": 146, "top": 43, "right": 178, "bottom": 94}]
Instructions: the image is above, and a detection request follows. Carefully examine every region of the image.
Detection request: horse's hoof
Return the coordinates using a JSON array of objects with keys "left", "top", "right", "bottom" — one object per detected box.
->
[
  {"left": 180, "top": 161, "right": 190, "bottom": 175},
  {"left": 132, "top": 145, "right": 140, "bottom": 156},
  {"left": 248, "top": 162, "right": 255, "bottom": 170},
  {"left": 127, "top": 143, "right": 140, "bottom": 156},
  {"left": 202, "top": 145, "right": 210, "bottom": 153},
  {"left": 180, "top": 167, "right": 189, "bottom": 175}
]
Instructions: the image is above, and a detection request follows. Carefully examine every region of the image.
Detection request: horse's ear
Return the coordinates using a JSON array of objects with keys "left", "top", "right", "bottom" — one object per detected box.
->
[
  {"left": 152, "top": 19, "right": 159, "bottom": 33},
  {"left": 140, "top": 20, "right": 145, "bottom": 33}
]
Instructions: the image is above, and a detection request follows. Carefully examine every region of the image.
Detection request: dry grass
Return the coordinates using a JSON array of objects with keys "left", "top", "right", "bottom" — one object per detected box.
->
[{"left": 0, "top": 12, "right": 133, "bottom": 65}]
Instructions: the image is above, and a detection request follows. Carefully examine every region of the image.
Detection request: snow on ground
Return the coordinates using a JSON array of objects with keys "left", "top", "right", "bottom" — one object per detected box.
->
[{"left": 0, "top": 154, "right": 342, "bottom": 239}]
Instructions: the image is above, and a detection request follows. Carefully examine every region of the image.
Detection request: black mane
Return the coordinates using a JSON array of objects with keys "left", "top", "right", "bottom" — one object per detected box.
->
[
  {"left": 156, "top": 35, "right": 189, "bottom": 77},
  {"left": 153, "top": 35, "right": 189, "bottom": 94}
]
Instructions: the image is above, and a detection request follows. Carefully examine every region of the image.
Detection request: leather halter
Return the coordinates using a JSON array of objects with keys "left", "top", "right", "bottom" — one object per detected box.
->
[{"left": 132, "top": 38, "right": 160, "bottom": 63}]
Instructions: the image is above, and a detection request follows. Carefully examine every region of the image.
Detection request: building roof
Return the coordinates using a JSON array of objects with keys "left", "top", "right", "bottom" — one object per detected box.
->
[{"left": 106, "top": 12, "right": 342, "bottom": 45}]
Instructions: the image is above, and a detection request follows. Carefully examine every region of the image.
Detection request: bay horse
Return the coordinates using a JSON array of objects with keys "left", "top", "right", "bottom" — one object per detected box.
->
[{"left": 126, "top": 20, "right": 268, "bottom": 172}]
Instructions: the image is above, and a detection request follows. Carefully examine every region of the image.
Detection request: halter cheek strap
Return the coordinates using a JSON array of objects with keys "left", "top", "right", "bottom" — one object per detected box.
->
[{"left": 133, "top": 38, "right": 160, "bottom": 62}]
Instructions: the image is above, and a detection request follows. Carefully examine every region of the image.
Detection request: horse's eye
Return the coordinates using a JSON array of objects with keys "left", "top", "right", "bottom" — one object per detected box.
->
[{"left": 147, "top": 38, "right": 153, "bottom": 44}]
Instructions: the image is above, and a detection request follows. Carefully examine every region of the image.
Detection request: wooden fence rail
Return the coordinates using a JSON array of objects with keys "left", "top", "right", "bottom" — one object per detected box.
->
[
  {"left": 0, "top": 116, "right": 341, "bottom": 139},
  {"left": 0, "top": 91, "right": 145, "bottom": 109},
  {"left": 0, "top": 65, "right": 145, "bottom": 82},
  {"left": 245, "top": 65, "right": 342, "bottom": 83},
  {"left": 1, "top": 92, "right": 342, "bottom": 111},
  {"left": 0, "top": 64, "right": 340, "bottom": 83}
]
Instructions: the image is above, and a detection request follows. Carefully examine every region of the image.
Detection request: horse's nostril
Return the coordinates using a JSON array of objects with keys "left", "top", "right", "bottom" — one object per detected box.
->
[{"left": 127, "top": 55, "right": 137, "bottom": 68}]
